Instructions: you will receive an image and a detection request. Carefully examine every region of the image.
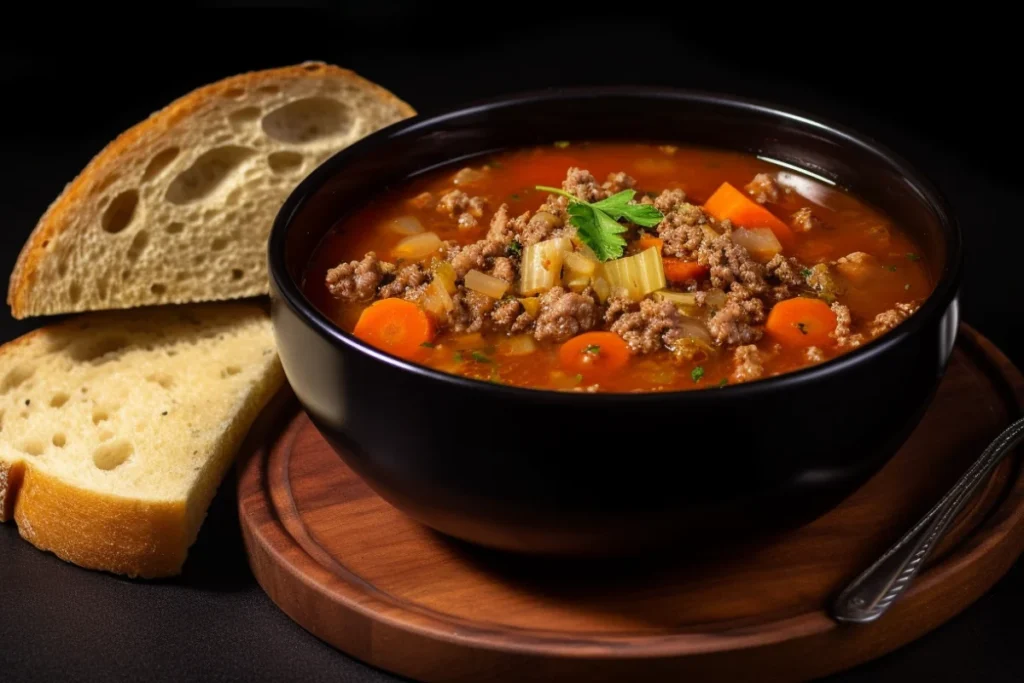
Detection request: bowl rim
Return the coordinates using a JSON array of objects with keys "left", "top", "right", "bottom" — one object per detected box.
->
[{"left": 268, "top": 85, "right": 963, "bottom": 404}]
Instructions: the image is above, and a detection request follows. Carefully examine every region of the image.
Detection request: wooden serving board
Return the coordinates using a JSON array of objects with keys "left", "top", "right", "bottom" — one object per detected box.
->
[{"left": 237, "top": 325, "right": 1024, "bottom": 682}]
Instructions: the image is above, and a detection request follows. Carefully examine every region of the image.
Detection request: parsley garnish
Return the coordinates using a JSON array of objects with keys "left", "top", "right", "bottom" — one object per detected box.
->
[
  {"left": 470, "top": 351, "right": 493, "bottom": 364},
  {"left": 554, "top": 140, "right": 571, "bottom": 149},
  {"left": 573, "top": 373, "right": 584, "bottom": 383},
  {"left": 584, "top": 344, "right": 601, "bottom": 356},
  {"left": 506, "top": 240, "right": 522, "bottom": 258},
  {"left": 534, "top": 186, "right": 664, "bottom": 261},
  {"left": 886, "top": 265, "right": 898, "bottom": 272},
  {"left": 420, "top": 341, "right": 435, "bottom": 348},
  {"left": 453, "top": 351, "right": 464, "bottom": 362},
  {"left": 800, "top": 268, "right": 813, "bottom": 279},
  {"left": 717, "top": 378, "right": 728, "bottom": 388},
  {"left": 691, "top": 366, "right": 705, "bottom": 382},
  {"left": 906, "top": 253, "right": 921, "bottom": 261},
  {"left": 796, "top": 322, "right": 809, "bottom": 335}
]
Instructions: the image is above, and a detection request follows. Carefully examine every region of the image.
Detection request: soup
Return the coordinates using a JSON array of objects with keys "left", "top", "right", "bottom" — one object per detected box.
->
[{"left": 303, "top": 143, "right": 932, "bottom": 393}]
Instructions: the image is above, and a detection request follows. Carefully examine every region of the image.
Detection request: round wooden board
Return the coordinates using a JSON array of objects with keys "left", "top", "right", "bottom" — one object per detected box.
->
[{"left": 237, "top": 325, "right": 1024, "bottom": 683}]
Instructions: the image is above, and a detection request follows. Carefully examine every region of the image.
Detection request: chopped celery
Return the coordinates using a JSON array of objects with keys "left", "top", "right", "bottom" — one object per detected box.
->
[
  {"left": 393, "top": 232, "right": 443, "bottom": 261},
  {"left": 432, "top": 261, "right": 457, "bottom": 294},
  {"left": 421, "top": 279, "right": 453, "bottom": 318},
  {"left": 519, "top": 237, "right": 572, "bottom": 295},
  {"left": 600, "top": 246, "right": 666, "bottom": 301},
  {"left": 465, "top": 269, "right": 510, "bottom": 299},
  {"left": 591, "top": 276, "right": 611, "bottom": 303},
  {"left": 519, "top": 296, "right": 541, "bottom": 317},
  {"left": 564, "top": 251, "right": 598, "bottom": 276}
]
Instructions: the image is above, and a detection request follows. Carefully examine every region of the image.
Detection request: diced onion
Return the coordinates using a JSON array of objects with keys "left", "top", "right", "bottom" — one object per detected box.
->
[
  {"left": 421, "top": 280, "right": 453, "bottom": 318},
  {"left": 465, "top": 269, "right": 510, "bottom": 299},
  {"left": 432, "top": 261, "right": 458, "bottom": 294},
  {"left": 591, "top": 276, "right": 611, "bottom": 303},
  {"left": 678, "top": 317, "right": 713, "bottom": 346},
  {"left": 452, "top": 167, "right": 486, "bottom": 186},
  {"left": 653, "top": 290, "right": 699, "bottom": 315},
  {"left": 392, "top": 232, "right": 443, "bottom": 261},
  {"left": 731, "top": 227, "right": 782, "bottom": 263},
  {"left": 564, "top": 251, "right": 597, "bottom": 276},
  {"left": 498, "top": 335, "right": 537, "bottom": 356},
  {"left": 519, "top": 297, "right": 540, "bottom": 317},
  {"left": 600, "top": 247, "right": 667, "bottom": 301},
  {"left": 565, "top": 275, "right": 591, "bottom": 293},
  {"left": 703, "top": 288, "right": 727, "bottom": 308},
  {"left": 386, "top": 215, "right": 424, "bottom": 236},
  {"left": 519, "top": 237, "right": 572, "bottom": 295}
]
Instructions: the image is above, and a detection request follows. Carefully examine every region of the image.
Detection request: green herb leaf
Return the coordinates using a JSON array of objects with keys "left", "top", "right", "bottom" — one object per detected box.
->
[
  {"left": 420, "top": 342, "right": 435, "bottom": 348},
  {"left": 906, "top": 253, "right": 921, "bottom": 261},
  {"left": 691, "top": 366, "right": 705, "bottom": 382},
  {"left": 510, "top": 193, "right": 520, "bottom": 200},
  {"left": 506, "top": 240, "right": 522, "bottom": 258},
  {"left": 717, "top": 378, "right": 728, "bottom": 388},
  {"left": 796, "top": 322, "right": 809, "bottom": 335},
  {"left": 886, "top": 265, "right": 898, "bottom": 272},
  {"left": 573, "top": 373, "right": 584, "bottom": 383},
  {"left": 800, "top": 268, "right": 813, "bottom": 279},
  {"left": 554, "top": 140, "right": 571, "bottom": 149},
  {"left": 592, "top": 190, "right": 664, "bottom": 227},
  {"left": 453, "top": 351, "right": 464, "bottom": 362},
  {"left": 470, "top": 351, "right": 493, "bottom": 364},
  {"left": 584, "top": 344, "right": 601, "bottom": 356}
]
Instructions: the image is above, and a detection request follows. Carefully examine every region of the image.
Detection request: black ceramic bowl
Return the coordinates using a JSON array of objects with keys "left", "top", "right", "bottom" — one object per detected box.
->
[{"left": 268, "top": 88, "right": 962, "bottom": 555}]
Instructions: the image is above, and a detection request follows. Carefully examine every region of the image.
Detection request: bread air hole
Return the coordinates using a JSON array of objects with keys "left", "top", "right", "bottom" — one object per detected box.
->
[
  {"left": 93, "top": 440, "right": 133, "bottom": 470},
  {"left": 146, "top": 372, "right": 174, "bottom": 389},
  {"left": 165, "top": 146, "right": 256, "bottom": 205},
  {"left": 222, "top": 87, "right": 245, "bottom": 99},
  {"left": 127, "top": 230, "right": 149, "bottom": 262},
  {"left": 20, "top": 440, "right": 44, "bottom": 456},
  {"left": 268, "top": 151, "right": 303, "bottom": 174},
  {"left": 231, "top": 269, "right": 244, "bottom": 281},
  {"left": 150, "top": 283, "right": 166, "bottom": 295},
  {"left": 101, "top": 189, "right": 139, "bottom": 234},
  {"left": 52, "top": 433, "right": 66, "bottom": 448},
  {"left": 222, "top": 365, "right": 241, "bottom": 378},
  {"left": 229, "top": 107, "right": 261, "bottom": 126},
  {"left": 258, "top": 84, "right": 280, "bottom": 95},
  {"left": 70, "top": 336, "right": 128, "bottom": 363},
  {"left": 261, "top": 97, "right": 351, "bottom": 144},
  {"left": 212, "top": 237, "right": 228, "bottom": 251},
  {"left": 1, "top": 364, "right": 34, "bottom": 395},
  {"left": 92, "top": 409, "right": 109, "bottom": 424},
  {"left": 165, "top": 222, "right": 184, "bottom": 235},
  {"left": 142, "top": 147, "right": 180, "bottom": 181},
  {"left": 49, "top": 392, "right": 69, "bottom": 408}
]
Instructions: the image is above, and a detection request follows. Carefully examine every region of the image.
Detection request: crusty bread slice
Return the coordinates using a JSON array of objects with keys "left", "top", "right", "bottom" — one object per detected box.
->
[
  {"left": 0, "top": 303, "right": 284, "bottom": 577},
  {"left": 7, "top": 61, "right": 415, "bottom": 320}
]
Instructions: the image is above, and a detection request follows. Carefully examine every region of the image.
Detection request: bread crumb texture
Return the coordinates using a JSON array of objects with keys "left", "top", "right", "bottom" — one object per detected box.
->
[
  {"left": 7, "top": 62, "right": 415, "bottom": 319},
  {"left": 0, "top": 303, "right": 284, "bottom": 576}
]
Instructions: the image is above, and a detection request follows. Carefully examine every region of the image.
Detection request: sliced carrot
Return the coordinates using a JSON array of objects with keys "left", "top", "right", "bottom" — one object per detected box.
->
[
  {"left": 352, "top": 298, "right": 434, "bottom": 360},
  {"left": 637, "top": 236, "right": 664, "bottom": 252},
  {"left": 559, "top": 331, "right": 630, "bottom": 381},
  {"left": 663, "top": 258, "right": 709, "bottom": 283},
  {"left": 704, "top": 182, "right": 795, "bottom": 247},
  {"left": 765, "top": 297, "right": 837, "bottom": 347}
]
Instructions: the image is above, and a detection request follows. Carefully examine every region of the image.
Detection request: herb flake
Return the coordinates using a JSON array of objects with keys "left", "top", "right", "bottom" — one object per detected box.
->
[
  {"left": 470, "top": 351, "right": 493, "bottom": 364},
  {"left": 906, "top": 253, "right": 921, "bottom": 261},
  {"left": 584, "top": 344, "right": 601, "bottom": 356},
  {"left": 691, "top": 366, "right": 705, "bottom": 383},
  {"left": 554, "top": 140, "right": 571, "bottom": 149},
  {"left": 453, "top": 351, "right": 464, "bottom": 362},
  {"left": 420, "top": 341, "right": 436, "bottom": 348},
  {"left": 796, "top": 322, "right": 809, "bottom": 335},
  {"left": 886, "top": 265, "right": 898, "bottom": 272},
  {"left": 717, "top": 378, "right": 728, "bottom": 388},
  {"left": 506, "top": 240, "right": 522, "bottom": 258},
  {"left": 800, "top": 268, "right": 813, "bottom": 279}
]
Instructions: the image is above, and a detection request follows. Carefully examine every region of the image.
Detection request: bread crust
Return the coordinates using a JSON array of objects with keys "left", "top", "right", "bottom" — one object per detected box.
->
[{"left": 7, "top": 61, "right": 416, "bottom": 319}]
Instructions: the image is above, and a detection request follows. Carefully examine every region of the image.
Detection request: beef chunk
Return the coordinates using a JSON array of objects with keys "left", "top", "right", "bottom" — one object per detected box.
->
[
  {"left": 732, "top": 344, "right": 764, "bottom": 383},
  {"left": 489, "top": 256, "right": 516, "bottom": 283},
  {"left": 325, "top": 252, "right": 389, "bottom": 302},
  {"left": 765, "top": 254, "right": 805, "bottom": 286},
  {"left": 707, "top": 289, "right": 765, "bottom": 345},
  {"left": 490, "top": 298, "right": 524, "bottom": 332},
  {"left": 609, "top": 299, "right": 687, "bottom": 354},
  {"left": 448, "top": 239, "right": 506, "bottom": 278},
  {"left": 657, "top": 203, "right": 711, "bottom": 259},
  {"left": 830, "top": 302, "right": 864, "bottom": 347},
  {"left": 378, "top": 263, "right": 429, "bottom": 300},
  {"left": 791, "top": 207, "right": 821, "bottom": 232},
  {"left": 448, "top": 288, "right": 495, "bottom": 333},
  {"left": 744, "top": 173, "right": 780, "bottom": 204},
  {"left": 520, "top": 211, "right": 563, "bottom": 246},
  {"left": 870, "top": 302, "right": 920, "bottom": 336},
  {"left": 602, "top": 171, "right": 636, "bottom": 194},
  {"left": 805, "top": 346, "right": 825, "bottom": 363},
  {"left": 533, "top": 287, "right": 598, "bottom": 343},
  {"left": 562, "top": 167, "right": 606, "bottom": 202},
  {"left": 652, "top": 188, "right": 688, "bottom": 214},
  {"left": 486, "top": 204, "right": 531, "bottom": 247}
]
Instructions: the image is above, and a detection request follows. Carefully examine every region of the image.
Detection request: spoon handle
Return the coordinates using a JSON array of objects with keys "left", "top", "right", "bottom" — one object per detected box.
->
[{"left": 832, "top": 416, "right": 1024, "bottom": 624}]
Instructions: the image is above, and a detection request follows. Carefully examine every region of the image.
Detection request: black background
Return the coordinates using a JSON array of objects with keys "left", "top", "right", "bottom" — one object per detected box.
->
[{"left": 2, "top": 11, "right": 1023, "bottom": 682}]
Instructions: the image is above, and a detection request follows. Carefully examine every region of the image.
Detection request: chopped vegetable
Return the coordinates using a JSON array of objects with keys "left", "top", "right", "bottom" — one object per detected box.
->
[
  {"left": 470, "top": 351, "right": 493, "bottom": 364},
  {"left": 559, "top": 332, "right": 630, "bottom": 380},
  {"left": 691, "top": 366, "right": 705, "bottom": 382},
  {"left": 431, "top": 261, "right": 458, "bottom": 294},
  {"left": 765, "top": 297, "right": 837, "bottom": 346},
  {"left": 591, "top": 275, "right": 611, "bottom": 303},
  {"left": 717, "top": 378, "right": 728, "bottom": 388},
  {"left": 652, "top": 290, "right": 699, "bottom": 315},
  {"left": 886, "top": 265, "right": 898, "bottom": 272},
  {"left": 565, "top": 275, "right": 592, "bottom": 293},
  {"left": 601, "top": 246, "right": 667, "bottom": 300},
  {"left": 450, "top": 333, "right": 486, "bottom": 350},
  {"left": 662, "top": 258, "right": 709, "bottom": 284},
  {"left": 800, "top": 268, "right": 813, "bottom": 279},
  {"left": 554, "top": 140, "right": 571, "bottom": 149},
  {"left": 452, "top": 167, "right": 486, "bottom": 186},
  {"left": 453, "top": 351, "right": 464, "bottom": 362},
  {"left": 421, "top": 279, "right": 454, "bottom": 318},
  {"left": 392, "top": 231, "right": 443, "bottom": 261},
  {"left": 386, "top": 215, "right": 424, "bottom": 235},
  {"left": 731, "top": 227, "right": 782, "bottom": 262},
  {"left": 637, "top": 236, "right": 664, "bottom": 252},
  {"left": 518, "top": 296, "right": 541, "bottom": 317},
  {"left": 519, "top": 237, "right": 572, "bottom": 295},
  {"left": 703, "top": 182, "right": 794, "bottom": 247},
  {"left": 465, "top": 269, "right": 511, "bottom": 299},
  {"left": 497, "top": 335, "right": 537, "bottom": 356},
  {"left": 564, "top": 250, "right": 598, "bottom": 276},
  {"left": 420, "top": 341, "right": 435, "bottom": 348},
  {"left": 352, "top": 298, "right": 433, "bottom": 360},
  {"left": 907, "top": 253, "right": 921, "bottom": 262},
  {"left": 535, "top": 186, "right": 663, "bottom": 261},
  {"left": 507, "top": 240, "right": 522, "bottom": 257},
  {"left": 702, "top": 289, "right": 728, "bottom": 309}
]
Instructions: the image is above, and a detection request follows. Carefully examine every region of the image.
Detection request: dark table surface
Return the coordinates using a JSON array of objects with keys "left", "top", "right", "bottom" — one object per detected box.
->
[{"left": 2, "top": 15, "right": 1023, "bottom": 682}]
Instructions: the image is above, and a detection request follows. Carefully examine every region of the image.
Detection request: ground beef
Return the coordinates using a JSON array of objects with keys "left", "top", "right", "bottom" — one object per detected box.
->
[
  {"left": 870, "top": 302, "right": 920, "bottom": 336},
  {"left": 702, "top": 232, "right": 767, "bottom": 293},
  {"left": 657, "top": 203, "right": 711, "bottom": 259},
  {"left": 485, "top": 204, "right": 531, "bottom": 247},
  {"left": 791, "top": 207, "right": 820, "bottom": 232},
  {"left": 437, "top": 189, "right": 469, "bottom": 216},
  {"left": 458, "top": 213, "right": 478, "bottom": 230},
  {"left": 378, "top": 263, "right": 429, "bottom": 300},
  {"left": 745, "top": 173, "right": 781, "bottom": 204},
  {"left": 325, "top": 252, "right": 389, "bottom": 302},
  {"left": 448, "top": 239, "right": 506, "bottom": 278},
  {"left": 603, "top": 296, "right": 634, "bottom": 325},
  {"left": 609, "top": 299, "right": 687, "bottom": 354},
  {"left": 602, "top": 171, "right": 636, "bottom": 194},
  {"left": 830, "top": 302, "right": 863, "bottom": 347},
  {"left": 408, "top": 191, "right": 434, "bottom": 210},
  {"left": 835, "top": 251, "right": 879, "bottom": 285},
  {"left": 520, "top": 210, "right": 564, "bottom": 246},
  {"left": 707, "top": 290, "right": 765, "bottom": 345},
  {"left": 448, "top": 289, "right": 495, "bottom": 333},
  {"left": 806, "top": 263, "right": 842, "bottom": 301},
  {"left": 562, "top": 167, "right": 607, "bottom": 202},
  {"left": 651, "top": 188, "right": 688, "bottom": 214},
  {"left": 489, "top": 256, "right": 516, "bottom": 283},
  {"left": 490, "top": 297, "right": 523, "bottom": 332},
  {"left": 765, "top": 254, "right": 805, "bottom": 286},
  {"left": 732, "top": 345, "right": 764, "bottom": 382},
  {"left": 805, "top": 346, "right": 825, "bottom": 363},
  {"left": 533, "top": 287, "right": 598, "bottom": 343}
]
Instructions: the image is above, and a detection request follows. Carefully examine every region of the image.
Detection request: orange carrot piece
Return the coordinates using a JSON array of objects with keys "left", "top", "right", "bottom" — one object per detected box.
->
[
  {"left": 559, "top": 331, "right": 630, "bottom": 381},
  {"left": 704, "top": 182, "right": 795, "bottom": 247},
  {"left": 352, "top": 298, "right": 434, "bottom": 360},
  {"left": 662, "top": 258, "right": 709, "bottom": 283},
  {"left": 765, "top": 297, "right": 837, "bottom": 346},
  {"left": 637, "top": 236, "right": 664, "bottom": 252}
]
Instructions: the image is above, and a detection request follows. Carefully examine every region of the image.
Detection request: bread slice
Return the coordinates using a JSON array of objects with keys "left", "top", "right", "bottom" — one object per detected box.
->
[
  {"left": 7, "top": 61, "right": 415, "bottom": 320},
  {"left": 0, "top": 303, "right": 284, "bottom": 577}
]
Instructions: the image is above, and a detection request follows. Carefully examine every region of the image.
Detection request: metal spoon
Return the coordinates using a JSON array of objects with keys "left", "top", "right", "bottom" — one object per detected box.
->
[{"left": 832, "top": 416, "right": 1024, "bottom": 623}]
